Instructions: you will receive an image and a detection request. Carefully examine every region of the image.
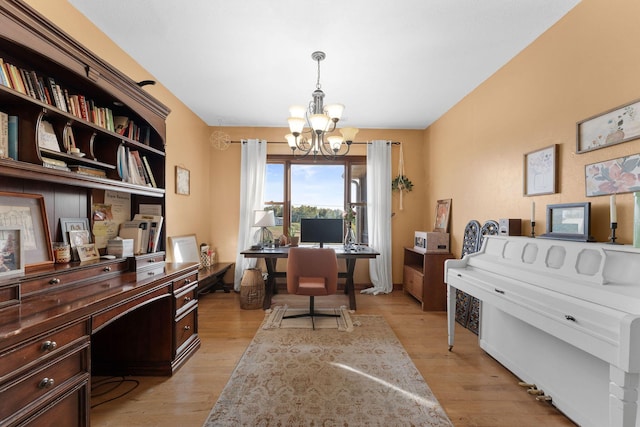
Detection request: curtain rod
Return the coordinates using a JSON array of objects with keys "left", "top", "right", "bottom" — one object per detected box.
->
[{"left": 236, "top": 140, "right": 401, "bottom": 145}]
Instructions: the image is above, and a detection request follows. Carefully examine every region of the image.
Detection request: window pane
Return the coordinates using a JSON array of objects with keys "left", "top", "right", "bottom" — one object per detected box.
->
[{"left": 265, "top": 163, "right": 284, "bottom": 238}]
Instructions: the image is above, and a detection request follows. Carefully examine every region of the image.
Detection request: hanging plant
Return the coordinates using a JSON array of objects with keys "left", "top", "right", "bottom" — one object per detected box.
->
[{"left": 392, "top": 174, "right": 413, "bottom": 192}]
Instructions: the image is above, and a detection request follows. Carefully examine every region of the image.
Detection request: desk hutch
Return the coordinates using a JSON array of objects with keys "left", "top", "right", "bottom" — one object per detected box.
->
[{"left": 0, "top": 2, "right": 200, "bottom": 425}]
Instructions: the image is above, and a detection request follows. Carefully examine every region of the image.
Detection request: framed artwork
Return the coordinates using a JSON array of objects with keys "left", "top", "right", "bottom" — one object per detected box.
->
[
  {"left": 577, "top": 99, "right": 640, "bottom": 153},
  {"left": 68, "top": 229, "right": 91, "bottom": 261},
  {"left": 539, "top": 202, "right": 594, "bottom": 242},
  {"left": 168, "top": 234, "right": 199, "bottom": 264},
  {"left": 433, "top": 199, "right": 451, "bottom": 233},
  {"left": 0, "top": 192, "right": 53, "bottom": 268},
  {"left": 175, "top": 166, "right": 190, "bottom": 195},
  {"left": 585, "top": 153, "right": 640, "bottom": 196},
  {"left": 77, "top": 243, "right": 100, "bottom": 262},
  {"left": 0, "top": 227, "right": 25, "bottom": 279},
  {"left": 524, "top": 144, "right": 557, "bottom": 196},
  {"left": 59, "top": 217, "right": 90, "bottom": 244}
]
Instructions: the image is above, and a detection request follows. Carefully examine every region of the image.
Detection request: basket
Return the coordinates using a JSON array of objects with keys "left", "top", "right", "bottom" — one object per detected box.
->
[{"left": 240, "top": 268, "right": 265, "bottom": 310}]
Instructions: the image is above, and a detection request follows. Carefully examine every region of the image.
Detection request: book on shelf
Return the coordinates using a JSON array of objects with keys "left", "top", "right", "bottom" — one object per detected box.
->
[
  {"left": 113, "top": 116, "right": 129, "bottom": 135},
  {"left": 133, "top": 214, "right": 163, "bottom": 253},
  {"left": 42, "top": 157, "right": 70, "bottom": 172},
  {"left": 130, "top": 150, "right": 151, "bottom": 186},
  {"left": 8, "top": 115, "right": 17, "bottom": 160},
  {"left": 68, "top": 165, "right": 107, "bottom": 178},
  {"left": 37, "top": 120, "right": 61, "bottom": 152},
  {"left": 141, "top": 156, "right": 157, "bottom": 187},
  {"left": 0, "top": 111, "right": 8, "bottom": 158},
  {"left": 0, "top": 58, "right": 8, "bottom": 87}
]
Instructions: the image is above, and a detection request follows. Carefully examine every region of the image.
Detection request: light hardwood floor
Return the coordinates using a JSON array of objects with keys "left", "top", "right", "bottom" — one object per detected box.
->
[{"left": 91, "top": 289, "right": 576, "bottom": 426}]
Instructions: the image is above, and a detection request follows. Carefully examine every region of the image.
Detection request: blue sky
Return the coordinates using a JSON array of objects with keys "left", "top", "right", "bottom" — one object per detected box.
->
[{"left": 265, "top": 164, "right": 344, "bottom": 210}]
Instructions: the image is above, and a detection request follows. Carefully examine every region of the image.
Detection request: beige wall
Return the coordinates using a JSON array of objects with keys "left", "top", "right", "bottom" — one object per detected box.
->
[
  {"left": 29, "top": 0, "right": 640, "bottom": 285},
  {"left": 426, "top": 0, "right": 640, "bottom": 257},
  {"left": 26, "top": 0, "right": 213, "bottom": 255}
]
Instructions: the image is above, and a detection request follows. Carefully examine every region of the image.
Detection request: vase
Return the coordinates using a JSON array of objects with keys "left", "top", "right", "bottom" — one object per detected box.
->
[{"left": 344, "top": 222, "right": 356, "bottom": 249}]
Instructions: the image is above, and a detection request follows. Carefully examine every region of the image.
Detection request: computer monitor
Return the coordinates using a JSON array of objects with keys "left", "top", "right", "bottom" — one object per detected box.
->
[{"left": 299, "top": 218, "right": 344, "bottom": 247}]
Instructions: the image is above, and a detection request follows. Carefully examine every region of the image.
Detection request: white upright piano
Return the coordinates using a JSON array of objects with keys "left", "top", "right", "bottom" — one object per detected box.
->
[{"left": 445, "top": 235, "right": 640, "bottom": 427}]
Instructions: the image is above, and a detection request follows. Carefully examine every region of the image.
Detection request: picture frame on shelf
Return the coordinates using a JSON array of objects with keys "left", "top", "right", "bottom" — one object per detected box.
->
[
  {"left": 577, "top": 98, "right": 640, "bottom": 154},
  {"left": 539, "top": 202, "right": 594, "bottom": 242},
  {"left": 0, "top": 192, "right": 53, "bottom": 269},
  {"left": 175, "top": 165, "right": 190, "bottom": 195},
  {"left": 168, "top": 234, "right": 199, "bottom": 264},
  {"left": 524, "top": 144, "right": 557, "bottom": 196},
  {"left": 433, "top": 199, "right": 451, "bottom": 233},
  {"left": 68, "top": 229, "right": 91, "bottom": 261},
  {"left": 59, "top": 217, "right": 91, "bottom": 245},
  {"left": 77, "top": 243, "right": 100, "bottom": 262},
  {"left": 0, "top": 226, "right": 25, "bottom": 280},
  {"left": 585, "top": 153, "right": 640, "bottom": 197}
]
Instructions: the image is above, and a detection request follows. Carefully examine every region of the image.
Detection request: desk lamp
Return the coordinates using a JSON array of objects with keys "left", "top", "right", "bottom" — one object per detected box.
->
[{"left": 254, "top": 210, "right": 276, "bottom": 248}]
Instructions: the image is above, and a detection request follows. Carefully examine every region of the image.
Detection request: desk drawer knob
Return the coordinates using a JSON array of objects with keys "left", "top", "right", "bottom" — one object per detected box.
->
[
  {"left": 183, "top": 325, "right": 191, "bottom": 331},
  {"left": 49, "top": 278, "right": 61, "bottom": 285},
  {"left": 184, "top": 278, "right": 191, "bottom": 284},
  {"left": 38, "top": 378, "right": 55, "bottom": 389},
  {"left": 41, "top": 340, "right": 57, "bottom": 351},
  {"left": 564, "top": 315, "right": 576, "bottom": 322},
  {"left": 103, "top": 266, "right": 111, "bottom": 272},
  {"left": 184, "top": 296, "right": 192, "bottom": 302},
  {"left": 147, "top": 271, "right": 155, "bottom": 276},
  {"left": 147, "top": 258, "right": 156, "bottom": 263}
]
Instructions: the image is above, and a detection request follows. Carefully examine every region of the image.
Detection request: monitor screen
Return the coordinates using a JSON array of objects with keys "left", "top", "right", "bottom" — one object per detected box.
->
[{"left": 299, "top": 218, "right": 344, "bottom": 247}]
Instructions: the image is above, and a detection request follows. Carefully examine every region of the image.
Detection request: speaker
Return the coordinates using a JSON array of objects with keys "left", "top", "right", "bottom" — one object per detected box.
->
[{"left": 499, "top": 218, "right": 521, "bottom": 236}]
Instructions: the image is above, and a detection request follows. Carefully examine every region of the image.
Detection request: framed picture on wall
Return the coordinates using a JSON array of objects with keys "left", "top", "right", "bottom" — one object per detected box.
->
[
  {"left": 175, "top": 166, "right": 190, "bottom": 195},
  {"left": 524, "top": 144, "right": 557, "bottom": 196},
  {"left": 577, "top": 98, "right": 640, "bottom": 153},
  {"left": 0, "top": 227, "right": 25, "bottom": 280}
]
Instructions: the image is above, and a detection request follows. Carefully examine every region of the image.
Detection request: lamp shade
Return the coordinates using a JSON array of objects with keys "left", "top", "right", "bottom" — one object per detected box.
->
[
  {"left": 289, "top": 105, "right": 306, "bottom": 118},
  {"left": 324, "top": 104, "right": 344, "bottom": 120},
  {"left": 309, "top": 113, "right": 330, "bottom": 132},
  {"left": 327, "top": 135, "right": 343, "bottom": 151},
  {"left": 288, "top": 117, "right": 305, "bottom": 134},
  {"left": 285, "top": 134, "right": 297, "bottom": 148},
  {"left": 340, "top": 127, "right": 359, "bottom": 143},
  {"left": 253, "top": 210, "right": 276, "bottom": 227}
]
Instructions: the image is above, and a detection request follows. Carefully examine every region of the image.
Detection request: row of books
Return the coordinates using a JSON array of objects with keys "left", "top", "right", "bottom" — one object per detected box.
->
[
  {"left": 0, "top": 57, "right": 149, "bottom": 144},
  {"left": 117, "top": 145, "right": 157, "bottom": 187},
  {"left": 118, "top": 214, "right": 164, "bottom": 254},
  {"left": 0, "top": 112, "right": 18, "bottom": 160},
  {"left": 114, "top": 116, "right": 151, "bottom": 145}
]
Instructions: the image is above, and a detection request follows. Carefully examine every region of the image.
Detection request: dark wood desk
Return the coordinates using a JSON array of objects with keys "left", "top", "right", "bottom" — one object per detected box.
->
[{"left": 241, "top": 246, "right": 379, "bottom": 310}]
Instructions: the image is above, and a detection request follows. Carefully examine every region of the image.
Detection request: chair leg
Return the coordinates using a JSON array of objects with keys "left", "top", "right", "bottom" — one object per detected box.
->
[{"left": 282, "top": 295, "right": 340, "bottom": 330}]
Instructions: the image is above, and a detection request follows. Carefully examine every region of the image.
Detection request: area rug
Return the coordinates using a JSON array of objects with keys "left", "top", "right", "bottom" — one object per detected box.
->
[
  {"left": 204, "top": 314, "right": 453, "bottom": 426},
  {"left": 262, "top": 305, "right": 354, "bottom": 332}
]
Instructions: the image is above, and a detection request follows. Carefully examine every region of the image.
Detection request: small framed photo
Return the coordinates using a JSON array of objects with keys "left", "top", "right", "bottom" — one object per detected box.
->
[
  {"left": 524, "top": 145, "right": 557, "bottom": 196},
  {"left": 59, "top": 217, "right": 90, "bottom": 245},
  {"left": 77, "top": 243, "right": 100, "bottom": 262},
  {"left": 175, "top": 166, "right": 190, "bottom": 195},
  {"left": 0, "top": 227, "right": 25, "bottom": 280},
  {"left": 414, "top": 231, "right": 427, "bottom": 253},
  {"left": 0, "top": 191, "right": 53, "bottom": 268},
  {"left": 539, "top": 202, "right": 594, "bottom": 242},
  {"left": 168, "top": 234, "right": 199, "bottom": 264},
  {"left": 68, "top": 229, "right": 91, "bottom": 261},
  {"left": 434, "top": 199, "right": 451, "bottom": 233}
]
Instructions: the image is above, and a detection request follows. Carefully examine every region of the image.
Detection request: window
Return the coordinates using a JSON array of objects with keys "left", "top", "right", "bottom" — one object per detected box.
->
[{"left": 264, "top": 155, "right": 367, "bottom": 244}]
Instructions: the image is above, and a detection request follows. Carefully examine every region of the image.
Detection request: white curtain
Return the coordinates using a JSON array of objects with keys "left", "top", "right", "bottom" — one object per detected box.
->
[
  {"left": 362, "top": 140, "right": 393, "bottom": 295},
  {"left": 234, "top": 139, "right": 267, "bottom": 291}
]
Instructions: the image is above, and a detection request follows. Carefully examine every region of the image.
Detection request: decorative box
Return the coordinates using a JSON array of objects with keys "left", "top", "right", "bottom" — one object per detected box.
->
[
  {"left": 107, "top": 238, "right": 134, "bottom": 257},
  {"left": 414, "top": 231, "right": 449, "bottom": 253}
]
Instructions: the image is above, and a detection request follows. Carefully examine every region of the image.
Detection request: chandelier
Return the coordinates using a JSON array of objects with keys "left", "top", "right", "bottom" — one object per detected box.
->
[{"left": 285, "top": 51, "right": 359, "bottom": 159}]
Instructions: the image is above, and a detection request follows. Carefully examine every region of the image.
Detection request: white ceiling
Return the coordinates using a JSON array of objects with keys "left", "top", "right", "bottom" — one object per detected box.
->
[{"left": 68, "top": 0, "right": 580, "bottom": 130}]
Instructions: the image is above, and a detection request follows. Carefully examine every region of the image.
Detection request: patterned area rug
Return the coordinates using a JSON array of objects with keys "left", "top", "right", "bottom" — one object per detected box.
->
[
  {"left": 204, "top": 314, "right": 453, "bottom": 426},
  {"left": 262, "top": 305, "right": 354, "bottom": 332}
]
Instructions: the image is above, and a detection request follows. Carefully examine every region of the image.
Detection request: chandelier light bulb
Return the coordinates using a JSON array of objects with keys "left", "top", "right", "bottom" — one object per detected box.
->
[
  {"left": 327, "top": 135, "right": 343, "bottom": 152},
  {"left": 285, "top": 133, "right": 297, "bottom": 148}
]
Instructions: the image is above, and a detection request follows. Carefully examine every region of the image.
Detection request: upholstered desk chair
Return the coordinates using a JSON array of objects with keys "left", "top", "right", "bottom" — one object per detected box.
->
[{"left": 283, "top": 247, "right": 339, "bottom": 329}]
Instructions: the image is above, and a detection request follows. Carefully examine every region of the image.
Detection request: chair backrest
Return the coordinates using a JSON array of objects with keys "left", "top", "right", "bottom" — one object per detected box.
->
[{"left": 287, "top": 247, "right": 338, "bottom": 295}]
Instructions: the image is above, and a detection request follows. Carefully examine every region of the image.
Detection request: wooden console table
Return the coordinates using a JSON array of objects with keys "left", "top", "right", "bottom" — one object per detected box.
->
[{"left": 198, "top": 263, "right": 233, "bottom": 294}]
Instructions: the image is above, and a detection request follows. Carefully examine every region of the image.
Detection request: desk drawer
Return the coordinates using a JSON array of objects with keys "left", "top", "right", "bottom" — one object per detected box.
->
[
  {"left": 174, "top": 271, "right": 198, "bottom": 292},
  {"left": 175, "top": 283, "right": 198, "bottom": 316},
  {"left": 20, "top": 261, "right": 127, "bottom": 296},
  {"left": 175, "top": 307, "right": 197, "bottom": 353},
  {"left": 0, "top": 321, "right": 88, "bottom": 381},
  {"left": 0, "top": 344, "right": 88, "bottom": 421}
]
